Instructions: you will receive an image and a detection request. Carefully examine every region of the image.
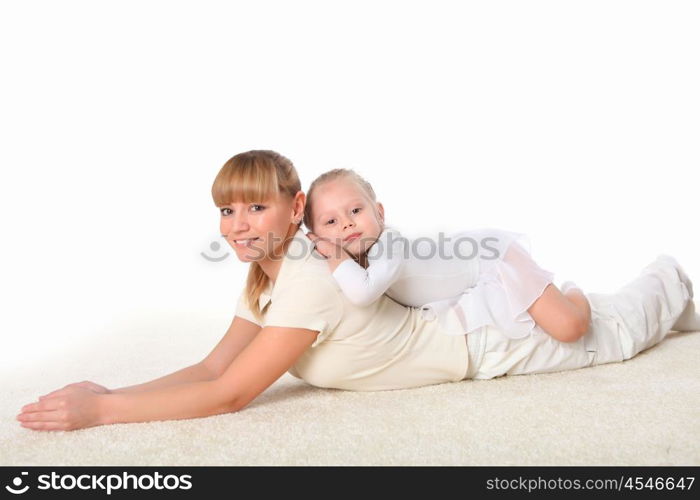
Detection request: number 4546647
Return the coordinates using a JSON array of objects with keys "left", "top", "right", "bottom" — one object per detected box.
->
[{"left": 624, "top": 476, "right": 694, "bottom": 490}]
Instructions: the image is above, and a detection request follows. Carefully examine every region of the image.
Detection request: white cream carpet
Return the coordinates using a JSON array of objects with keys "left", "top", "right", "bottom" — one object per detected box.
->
[{"left": 2, "top": 308, "right": 699, "bottom": 466}]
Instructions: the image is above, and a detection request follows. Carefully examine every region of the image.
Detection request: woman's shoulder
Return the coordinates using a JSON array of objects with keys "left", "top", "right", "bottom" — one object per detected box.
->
[
  {"left": 274, "top": 245, "right": 346, "bottom": 302},
  {"left": 275, "top": 229, "right": 346, "bottom": 288}
]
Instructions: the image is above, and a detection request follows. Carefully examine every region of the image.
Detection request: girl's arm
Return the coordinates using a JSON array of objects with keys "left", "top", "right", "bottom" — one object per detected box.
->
[
  {"left": 100, "top": 324, "right": 319, "bottom": 424},
  {"left": 329, "top": 229, "right": 406, "bottom": 307}
]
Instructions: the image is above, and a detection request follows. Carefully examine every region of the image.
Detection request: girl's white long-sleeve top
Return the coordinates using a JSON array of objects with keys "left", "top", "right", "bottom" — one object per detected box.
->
[
  {"left": 332, "top": 225, "right": 486, "bottom": 307},
  {"left": 330, "top": 225, "right": 556, "bottom": 339}
]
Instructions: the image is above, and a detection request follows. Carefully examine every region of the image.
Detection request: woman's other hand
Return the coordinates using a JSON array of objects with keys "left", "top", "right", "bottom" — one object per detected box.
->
[
  {"left": 40, "top": 380, "right": 112, "bottom": 399},
  {"left": 17, "top": 385, "right": 106, "bottom": 431}
]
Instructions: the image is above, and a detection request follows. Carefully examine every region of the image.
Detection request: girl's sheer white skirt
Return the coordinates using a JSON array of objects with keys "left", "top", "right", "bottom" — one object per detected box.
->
[{"left": 420, "top": 228, "right": 556, "bottom": 339}]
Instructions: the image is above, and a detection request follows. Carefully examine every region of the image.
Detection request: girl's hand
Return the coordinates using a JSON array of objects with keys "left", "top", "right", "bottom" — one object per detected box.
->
[
  {"left": 39, "top": 380, "right": 112, "bottom": 399},
  {"left": 306, "top": 232, "right": 339, "bottom": 259},
  {"left": 17, "top": 385, "right": 106, "bottom": 432}
]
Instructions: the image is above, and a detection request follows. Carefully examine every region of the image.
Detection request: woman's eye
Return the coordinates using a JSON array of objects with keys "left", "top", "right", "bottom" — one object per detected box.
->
[{"left": 220, "top": 204, "right": 264, "bottom": 216}]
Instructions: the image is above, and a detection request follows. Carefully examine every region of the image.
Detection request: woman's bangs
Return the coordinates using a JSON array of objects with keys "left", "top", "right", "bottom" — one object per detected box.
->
[{"left": 213, "top": 161, "right": 280, "bottom": 207}]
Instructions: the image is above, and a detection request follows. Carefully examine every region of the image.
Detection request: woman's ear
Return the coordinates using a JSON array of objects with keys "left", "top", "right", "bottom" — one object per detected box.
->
[{"left": 293, "top": 190, "right": 306, "bottom": 223}]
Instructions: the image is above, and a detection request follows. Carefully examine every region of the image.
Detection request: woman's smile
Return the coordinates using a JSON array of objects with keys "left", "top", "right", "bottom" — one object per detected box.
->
[{"left": 233, "top": 237, "right": 260, "bottom": 248}]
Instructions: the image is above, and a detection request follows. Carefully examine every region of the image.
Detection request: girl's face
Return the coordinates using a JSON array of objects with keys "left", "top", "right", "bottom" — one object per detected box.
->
[
  {"left": 219, "top": 191, "right": 303, "bottom": 264},
  {"left": 311, "top": 179, "right": 384, "bottom": 258}
]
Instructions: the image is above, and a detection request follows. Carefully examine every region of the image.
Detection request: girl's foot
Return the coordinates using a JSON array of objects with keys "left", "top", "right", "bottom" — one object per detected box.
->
[
  {"left": 652, "top": 254, "right": 694, "bottom": 298},
  {"left": 645, "top": 254, "right": 698, "bottom": 331},
  {"left": 672, "top": 299, "right": 700, "bottom": 331}
]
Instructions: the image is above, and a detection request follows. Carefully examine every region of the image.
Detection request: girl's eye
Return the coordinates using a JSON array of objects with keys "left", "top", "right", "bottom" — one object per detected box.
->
[
  {"left": 220, "top": 208, "right": 231, "bottom": 216},
  {"left": 251, "top": 204, "right": 265, "bottom": 212},
  {"left": 325, "top": 208, "right": 360, "bottom": 224}
]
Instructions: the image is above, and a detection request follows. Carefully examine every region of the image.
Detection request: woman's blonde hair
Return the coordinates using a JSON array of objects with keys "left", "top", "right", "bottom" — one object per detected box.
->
[
  {"left": 211, "top": 150, "right": 301, "bottom": 321},
  {"left": 303, "top": 168, "right": 382, "bottom": 232}
]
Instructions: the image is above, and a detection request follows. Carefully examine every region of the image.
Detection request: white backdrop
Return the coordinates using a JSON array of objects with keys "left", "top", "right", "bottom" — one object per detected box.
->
[{"left": 1, "top": 0, "right": 697, "bottom": 373}]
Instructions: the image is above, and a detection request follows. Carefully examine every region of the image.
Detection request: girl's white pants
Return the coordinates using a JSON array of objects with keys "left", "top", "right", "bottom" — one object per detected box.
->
[{"left": 463, "top": 255, "right": 694, "bottom": 380}]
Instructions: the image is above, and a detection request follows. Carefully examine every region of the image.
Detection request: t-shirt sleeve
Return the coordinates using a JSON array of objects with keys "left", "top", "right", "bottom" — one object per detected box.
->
[
  {"left": 331, "top": 227, "right": 405, "bottom": 307},
  {"left": 262, "top": 277, "right": 344, "bottom": 348},
  {"left": 234, "top": 291, "right": 263, "bottom": 327}
]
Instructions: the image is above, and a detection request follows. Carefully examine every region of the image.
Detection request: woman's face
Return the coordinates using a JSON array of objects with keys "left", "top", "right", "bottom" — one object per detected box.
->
[
  {"left": 311, "top": 180, "right": 384, "bottom": 258},
  {"left": 219, "top": 191, "right": 303, "bottom": 264}
]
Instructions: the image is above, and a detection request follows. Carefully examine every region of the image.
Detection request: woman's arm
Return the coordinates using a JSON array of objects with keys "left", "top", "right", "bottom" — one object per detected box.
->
[
  {"left": 110, "top": 364, "right": 217, "bottom": 394},
  {"left": 100, "top": 325, "right": 318, "bottom": 424},
  {"left": 110, "top": 315, "right": 262, "bottom": 394},
  {"left": 16, "top": 315, "right": 269, "bottom": 431},
  {"left": 200, "top": 315, "right": 262, "bottom": 377},
  {"left": 20, "top": 321, "right": 299, "bottom": 430}
]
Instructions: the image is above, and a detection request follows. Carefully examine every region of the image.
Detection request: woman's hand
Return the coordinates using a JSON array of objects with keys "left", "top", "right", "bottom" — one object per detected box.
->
[
  {"left": 17, "top": 385, "right": 107, "bottom": 432},
  {"left": 40, "top": 380, "right": 112, "bottom": 399},
  {"left": 306, "top": 232, "right": 340, "bottom": 259}
]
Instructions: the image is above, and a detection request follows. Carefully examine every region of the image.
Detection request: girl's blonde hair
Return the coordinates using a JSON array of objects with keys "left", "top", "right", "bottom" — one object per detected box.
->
[
  {"left": 303, "top": 168, "right": 383, "bottom": 233},
  {"left": 211, "top": 150, "right": 301, "bottom": 321}
]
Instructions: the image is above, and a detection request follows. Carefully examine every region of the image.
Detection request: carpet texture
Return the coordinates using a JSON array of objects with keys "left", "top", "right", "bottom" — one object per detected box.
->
[{"left": 2, "top": 309, "right": 699, "bottom": 466}]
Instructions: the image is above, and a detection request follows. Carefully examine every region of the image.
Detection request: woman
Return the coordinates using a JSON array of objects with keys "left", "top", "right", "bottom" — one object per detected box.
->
[{"left": 16, "top": 150, "right": 698, "bottom": 431}]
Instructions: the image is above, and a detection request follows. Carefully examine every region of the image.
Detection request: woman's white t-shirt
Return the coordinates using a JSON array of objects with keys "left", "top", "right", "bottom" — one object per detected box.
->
[{"left": 233, "top": 227, "right": 470, "bottom": 391}]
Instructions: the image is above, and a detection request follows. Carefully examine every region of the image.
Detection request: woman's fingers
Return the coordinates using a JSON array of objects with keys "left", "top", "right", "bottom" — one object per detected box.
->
[
  {"left": 18, "top": 409, "right": 62, "bottom": 423},
  {"left": 20, "top": 420, "right": 67, "bottom": 431},
  {"left": 18, "top": 396, "right": 69, "bottom": 431},
  {"left": 21, "top": 397, "right": 60, "bottom": 414},
  {"left": 18, "top": 386, "right": 101, "bottom": 432}
]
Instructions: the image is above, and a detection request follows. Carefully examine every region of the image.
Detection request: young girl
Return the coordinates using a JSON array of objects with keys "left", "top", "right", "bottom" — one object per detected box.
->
[{"left": 303, "top": 168, "right": 696, "bottom": 342}]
